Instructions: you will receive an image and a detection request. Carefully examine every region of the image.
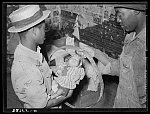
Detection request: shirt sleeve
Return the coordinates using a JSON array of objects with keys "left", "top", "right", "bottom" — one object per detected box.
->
[
  {"left": 110, "top": 59, "right": 120, "bottom": 76},
  {"left": 132, "top": 44, "right": 146, "bottom": 107},
  {"left": 13, "top": 62, "right": 48, "bottom": 108}
]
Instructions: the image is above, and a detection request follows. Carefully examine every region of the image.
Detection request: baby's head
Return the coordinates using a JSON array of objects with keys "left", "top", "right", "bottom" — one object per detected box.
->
[{"left": 68, "top": 55, "right": 81, "bottom": 67}]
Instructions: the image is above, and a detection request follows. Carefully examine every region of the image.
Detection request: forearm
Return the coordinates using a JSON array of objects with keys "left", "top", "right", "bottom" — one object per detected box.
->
[
  {"left": 110, "top": 60, "right": 120, "bottom": 76},
  {"left": 46, "top": 96, "right": 66, "bottom": 108},
  {"left": 83, "top": 52, "right": 120, "bottom": 76},
  {"left": 94, "top": 48, "right": 110, "bottom": 66},
  {"left": 46, "top": 89, "right": 73, "bottom": 108},
  {"left": 50, "top": 87, "right": 69, "bottom": 99}
]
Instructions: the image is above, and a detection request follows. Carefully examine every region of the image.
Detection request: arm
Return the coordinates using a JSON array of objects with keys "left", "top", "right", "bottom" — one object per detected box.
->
[
  {"left": 15, "top": 81, "right": 48, "bottom": 108},
  {"left": 109, "top": 59, "right": 120, "bottom": 76},
  {"left": 46, "top": 89, "right": 73, "bottom": 108},
  {"left": 93, "top": 48, "right": 111, "bottom": 66},
  {"left": 23, "top": 68, "right": 72, "bottom": 108},
  {"left": 93, "top": 48, "right": 120, "bottom": 76},
  {"left": 132, "top": 45, "right": 146, "bottom": 107},
  {"left": 50, "top": 85, "right": 70, "bottom": 99},
  {"left": 12, "top": 66, "right": 49, "bottom": 108},
  {"left": 82, "top": 58, "right": 93, "bottom": 78}
]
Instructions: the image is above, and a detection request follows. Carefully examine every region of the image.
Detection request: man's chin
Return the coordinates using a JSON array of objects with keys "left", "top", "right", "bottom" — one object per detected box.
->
[
  {"left": 39, "top": 41, "right": 44, "bottom": 45},
  {"left": 125, "top": 30, "right": 132, "bottom": 34},
  {"left": 121, "top": 27, "right": 129, "bottom": 34},
  {"left": 125, "top": 30, "right": 135, "bottom": 34}
]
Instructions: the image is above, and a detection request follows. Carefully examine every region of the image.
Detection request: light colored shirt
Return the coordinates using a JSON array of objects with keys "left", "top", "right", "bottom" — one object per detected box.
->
[
  {"left": 11, "top": 42, "right": 52, "bottom": 108},
  {"left": 113, "top": 26, "right": 146, "bottom": 108}
]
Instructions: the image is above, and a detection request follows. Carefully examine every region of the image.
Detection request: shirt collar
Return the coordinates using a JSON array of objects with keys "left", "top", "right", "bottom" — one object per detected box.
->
[
  {"left": 134, "top": 26, "right": 146, "bottom": 42},
  {"left": 125, "top": 26, "right": 146, "bottom": 45}
]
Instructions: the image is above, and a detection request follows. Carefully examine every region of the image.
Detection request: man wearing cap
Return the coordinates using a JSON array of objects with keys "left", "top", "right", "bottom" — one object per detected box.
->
[
  {"left": 93, "top": 3, "right": 147, "bottom": 108},
  {"left": 108, "top": 4, "right": 146, "bottom": 108},
  {"left": 8, "top": 5, "right": 73, "bottom": 108}
]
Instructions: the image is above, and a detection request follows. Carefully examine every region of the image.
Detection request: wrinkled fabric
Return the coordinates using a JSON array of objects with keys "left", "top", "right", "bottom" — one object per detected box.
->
[
  {"left": 54, "top": 67, "right": 85, "bottom": 89},
  {"left": 97, "top": 61, "right": 111, "bottom": 75},
  {"left": 48, "top": 42, "right": 104, "bottom": 101},
  {"left": 50, "top": 47, "right": 85, "bottom": 90},
  {"left": 11, "top": 42, "right": 52, "bottom": 108},
  {"left": 82, "top": 49, "right": 104, "bottom": 94},
  {"left": 113, "top": 27, "right": 146, "bottom": 108}
]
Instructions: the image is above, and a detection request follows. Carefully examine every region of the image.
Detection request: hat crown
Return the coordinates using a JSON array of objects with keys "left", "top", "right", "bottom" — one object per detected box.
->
[
  {"left": 8, "top": 5, "right": 51, "bottom": 33},
  {"left": 9, "top": 5, "right": 40, "bottom": 23}
]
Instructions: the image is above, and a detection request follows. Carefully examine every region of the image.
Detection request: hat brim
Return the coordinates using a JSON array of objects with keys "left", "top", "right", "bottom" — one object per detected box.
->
[
  {"left": 114, "top": 5, "right": 135, "bottom": 9},
  {"left": 8, "top": 10, "right": 51, "bottom": 33},
  {"left": 114, "top": 4, "right": 146, "bottom": 11}
]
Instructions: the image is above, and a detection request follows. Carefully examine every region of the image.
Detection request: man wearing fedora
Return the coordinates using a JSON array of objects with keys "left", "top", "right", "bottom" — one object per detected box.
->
[{"left": 8, "top": 5, "right": 73, "bottom": 108}]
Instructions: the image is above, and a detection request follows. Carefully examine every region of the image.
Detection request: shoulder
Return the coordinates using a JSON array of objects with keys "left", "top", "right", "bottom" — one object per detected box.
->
[
  {"left": 11, "top": 60, "right": 36, "bottom": 73},
  {"left": 124, "top": 37, "right": 145, "bottom": 55},
  {"left": 134, "top": 27, "right": 146, "bottom": 50}
]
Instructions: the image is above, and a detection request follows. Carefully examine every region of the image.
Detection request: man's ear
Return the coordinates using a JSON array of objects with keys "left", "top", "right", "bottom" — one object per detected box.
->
[{"left": 133, "top": 10, "right": 140, "bottom": 15}]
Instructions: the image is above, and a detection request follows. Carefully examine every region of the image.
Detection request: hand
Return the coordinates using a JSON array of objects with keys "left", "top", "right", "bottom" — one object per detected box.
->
[
  {"left": 93, "top": 48, "right": 111, "bottom": 66},
  {"left": 46, "top": 95, "right": 66, "bottom": 108},
  {"left": 50, "top": 88, "right": 64, "bottom": 99},
  {"left": 65, "top": 89, "right": 73, "bottom": 98},
  {"left": 46, "top": 89, "right": 73, "bottom": 108},
  {"left": 82, "top": 58, "right": 97, "bottom": 79},
  {"left": 50, "top": 87, "right": 69, "bottom": 99}
]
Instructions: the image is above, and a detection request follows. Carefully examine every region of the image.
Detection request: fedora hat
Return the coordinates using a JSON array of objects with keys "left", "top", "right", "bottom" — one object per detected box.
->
[
  {"left": 8, "top": 5, "right": 51, "bottom": 33},
  {"left": 114, "top": 4, "right": 146, "bottom": 11}
]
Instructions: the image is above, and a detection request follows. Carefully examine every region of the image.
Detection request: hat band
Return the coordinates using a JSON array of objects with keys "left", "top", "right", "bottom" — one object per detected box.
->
[{"left": 12, "top": 9, "right": 43, "bottom": 29}]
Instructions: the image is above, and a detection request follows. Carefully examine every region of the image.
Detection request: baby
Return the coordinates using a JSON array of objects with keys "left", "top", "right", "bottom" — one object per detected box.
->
[{"left": 49, "top": 51, "right": 85, "bottom": 100}]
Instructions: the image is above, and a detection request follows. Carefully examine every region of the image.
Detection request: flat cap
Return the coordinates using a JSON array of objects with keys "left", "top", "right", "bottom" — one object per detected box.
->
[{"left": 114, "top": 4, "right": 147, "bottom": 11}]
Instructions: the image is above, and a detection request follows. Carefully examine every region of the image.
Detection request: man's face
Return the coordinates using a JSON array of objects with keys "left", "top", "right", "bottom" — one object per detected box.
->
[
  {"left": 36, "top": 22, "right": 46, "bottom": 44},
  {"left": 115, "top": 8, "right": 138, "bottom": 33}
]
